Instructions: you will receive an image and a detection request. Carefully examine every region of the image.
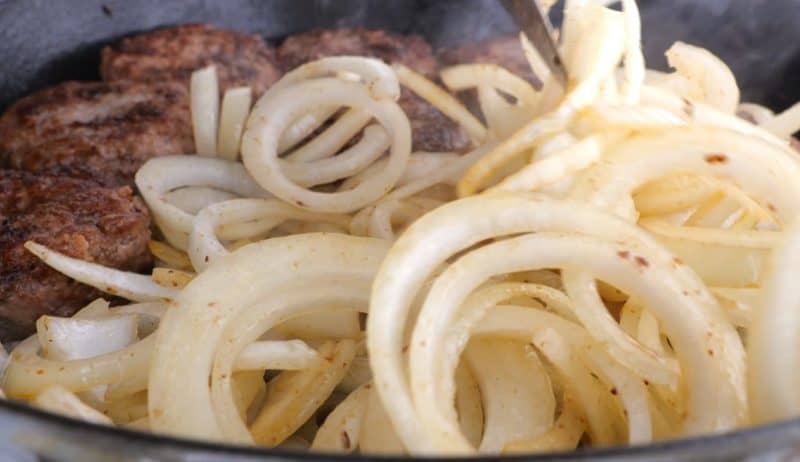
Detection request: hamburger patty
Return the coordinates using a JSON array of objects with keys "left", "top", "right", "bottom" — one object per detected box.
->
[
  {"left": 278, "top": 28, "right": 439, "bottom": 77},
  {"left": 101, "top": 23, "right": 282, "bottom": 96},
  {"left": 0, "top": 80, "right": 193, "bottom": 186},
  {"left": 278, "top": 28, "right": 471, "bottom": 153},
  {"left": 0, "top": 170, "right": 152, "bottom": 341}
]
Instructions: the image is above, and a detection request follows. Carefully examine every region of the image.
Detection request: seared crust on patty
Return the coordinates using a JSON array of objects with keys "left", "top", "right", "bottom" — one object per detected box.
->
[
  {"left": 278, "top": 27, "right": 439, "bottom": 77},
  {"left": 0, "top": 169, "right": 152, "bottom": 341},
  {"left": 101, "top": 23, "right": 282, "bottom": 96},
  {"left": 0, "top": 80, "right": 192, "bottom": 186},
  {"left": 278, "top": 28, "right": 471, "bottom": 153}
]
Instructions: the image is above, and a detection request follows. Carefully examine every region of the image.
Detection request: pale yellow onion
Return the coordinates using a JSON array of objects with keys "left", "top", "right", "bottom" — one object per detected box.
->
[
  {"left": 34, "top": 385, "right": 112, "bottom": 426},
  {"left": 148, "top": 234, "right": 388, "bottom": 442},
  {"left": 634, "top": 176, "right": 719, "bottom": 216},
  {"left": 231, "top": 371, "right": 265, "bottom": 421},
  {"left": 582, "top": 348, "right": 652, "bottom": 444},
  {"left": 410, "top": 232, "right": 704, "bottom": 450},
  {"left": 250, "top": 340, "right": 356, "bottom": 446},
  {"left": 640, "top": 85, "right": 794, "bottom": 154},
  {"left": 570, "top": 127, "right": 800, "bottom": 221},
  {"left": 36, "top": 314, "right": 138, "bottom": 361},
  {"left": 737, "top": 103, "right": 774, "bottom": 125},
  {"left": 210, "top": 285, "right": 369, "bottom": 443},
  {"left": 359, "top": 385, "right": 405, "bottom": 454},
  {"left": 760, "top": 101, "right": 800, "bottom": 139},
  {"left": 368, "top": 194, "right": 743, "bottom": 454},
  {"left": 284, "top": 108, "right": 373, "bottom": 162},
  {"left": 280, "top": 125, "right": 390, "bottom": 188},
  {"left": 454, "top": 362, "right": 484, "bottom": 448},
  {"left": 580, "top": 104, "right": 685, "bottom": 129},
  {"left": 350, "top": 197, "right": 442, "bottom": 240},
  {"left": 639, "top": 219, "right": 780, "bottom": 248},
  {"left": 560, "top": 269, "right": 679, "bottom": 385},
  {"left": 255, "top": 55, "right": 402, "bottom": 156},
  {"left": 477, "top": 85, "right": 535, "bottom": 139},
  {"left": 217, "top": 87, "right": 253, "bottom": 160},
  {"left": 394, "top": 64, "right": 486, "bottom": 142},
  {"left": 492, "top": 133, "right": 615, "bottom": 192},
  {"left": 148, "top": 240, "right": 193, "bottom": 271},
  {"left": 311, "top": 383, "right": 371, "bottom": 452},
  {"left": 252, "top": 56, "right": 400, "bottom": 110},
  {"left": 749, "top": 220, "right": 800, "bottom": 423},
  {"left": 189, "top": 198, "right": 349, "bottom": 271},
  {"left": 441, "top": 63, "right": 540, "bottom": 107},
  {"left": 191, "top": 66, "right": 220, "bottom": 156},
  {"left": 464, "top": 339, "right": 554, "bottom": 453},
  {"left": 24, "top": 242, "right": 176, "bottom": 302},
  {"left": 457, "top": 4, "right": 625, "bottom": 196},
  {"left": 620, "top": 0, "right": 645, "bottom": 103},
  {"left": 277, "top": 107, "right": 339, "bottom": 154},
  {"left": 271, "top": 310, "right": 361, "bottom": 340},
  {"left": 163, "top": 187, "right": 238, "bottom": 215},
  {"left": 386, "top": 144, "right": 494, "bottom": 202},
  {"left": 233, "top": 340, "right": 318, "bottom": 371},
  {"left": 665, "top": 42, "right": 739, "bottom": 114},
  {"left": 4, "top": 334, "right": 154, "bottom": 398},
  {"left": 653, "top": 234, "right": 768, "bottom": 287},
  {"left": 685, "top": 196, "right": 749, "bottom": 229},
  {"left": 341, "top": 152, "right": 461, "bottom": 192},
  {"left": 529, "top": 327, "right": 621, "bottom": 445},
  {"left": 242, "top": 78, "right": 411, "bottom": 213},
  {"left": 518, "top": 32, "right": 549, "bottom": 85},
  {"left": 502, "top": 396, "right": 584, "bottom": 453},
  {"left": 135, "top": 155, "right": 268, "bottom": 250}
]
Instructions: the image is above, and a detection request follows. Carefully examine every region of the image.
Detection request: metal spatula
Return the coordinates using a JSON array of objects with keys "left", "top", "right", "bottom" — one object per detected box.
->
[{"left": 500, "top": 0, "right": 568, "bottom": 86}]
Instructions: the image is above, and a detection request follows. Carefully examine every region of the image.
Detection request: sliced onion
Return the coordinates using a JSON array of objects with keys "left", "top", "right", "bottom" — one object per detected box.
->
[
  {"left": 311, "top": 383, "right": 371, "bottom": 452},
  {"left": 217, "top": 87, "right": 253, "bottom": 160},
  {"left": 191, "top": 66, "right": 220, "bottom": 156},
  {"left": 37, "top": 314, "right": 138, "bottom": 361},
  {"left": 250, "top": 340, "right": 356, "bottom": 446},
  {"left": 136, "top": 155, "right": 268, "bottom": 249},
  {"left": 233, "top": 340, "right": 318, "bottom": 371},
  {"left": 25, "top": 242, "right": 176, "bottom": 302},
  {"left": 34, "top": 385, "right": 112, "bottom": 425}
]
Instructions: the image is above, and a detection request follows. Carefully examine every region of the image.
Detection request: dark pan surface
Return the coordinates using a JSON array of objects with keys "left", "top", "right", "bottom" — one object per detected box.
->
[{"left": 0, "top": 0, "right": 799, "bottom": 111}]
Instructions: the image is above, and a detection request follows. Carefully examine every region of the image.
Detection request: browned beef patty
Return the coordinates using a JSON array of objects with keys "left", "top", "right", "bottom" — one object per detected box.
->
[
  {"left": 0, "top": 80, "right": 192, "bottom": 186},
  {"left": 100, "top": 23, "right": 282, "bottom": 96},
  {"left": 0, "top": 170, "right": 152, "bottom": 341},
  {"left": 437, "top": 34, "right": 539, "bottom": 85},
  {"left": 278, "top": 27, "right": 439, "bottom": 77},
  {"left": 279, "top": 28, "right": 471, "bottom": 153}
]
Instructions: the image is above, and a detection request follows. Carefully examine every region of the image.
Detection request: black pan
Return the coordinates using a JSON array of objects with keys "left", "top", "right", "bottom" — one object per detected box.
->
[
  {"left": 2, "top": 0, "right": 800, "bottom": 111},
  {"left": 1, "top": 1, "right": 800, "bottom": 460}
]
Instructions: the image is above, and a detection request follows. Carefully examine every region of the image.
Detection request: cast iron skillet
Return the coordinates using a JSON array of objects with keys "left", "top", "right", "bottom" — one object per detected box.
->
[{"left": 1, "top": 1, "right": 799, "bottom": 460}]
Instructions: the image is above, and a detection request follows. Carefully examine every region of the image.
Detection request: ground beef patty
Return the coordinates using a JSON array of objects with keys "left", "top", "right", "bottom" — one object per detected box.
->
[
  {"left": 101, "top": 23, "right": 282, "bottom": 96},
  {"left": 437, "top": 34, "right": 539, "bottom": 85},
  {"left": 0, "top": 170, "right": 152, "bottom": 341},
  {"left": 278, "top": 28, "right": 439, "bottom": 77},
  {"left": 0, "top": 80, "right": 192, "bottom": 186},
  {"left": 278, "top": 28, "right": 471, "bottom": 153}
]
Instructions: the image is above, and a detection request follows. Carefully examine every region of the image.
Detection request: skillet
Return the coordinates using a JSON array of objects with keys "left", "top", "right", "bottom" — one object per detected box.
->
[{"left": 1, "top": 1, "right": 800, "bottom": 460}]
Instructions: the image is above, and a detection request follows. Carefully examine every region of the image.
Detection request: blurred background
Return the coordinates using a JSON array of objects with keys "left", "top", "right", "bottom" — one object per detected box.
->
[{"left": 0, "top": 0, "right": 796, "bottom": 110}]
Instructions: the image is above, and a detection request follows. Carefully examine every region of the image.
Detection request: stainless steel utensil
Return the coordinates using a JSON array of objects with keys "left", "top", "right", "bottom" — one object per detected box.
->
[{"left": 500, "top": 0, "right": 567, "bottom": 86}]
